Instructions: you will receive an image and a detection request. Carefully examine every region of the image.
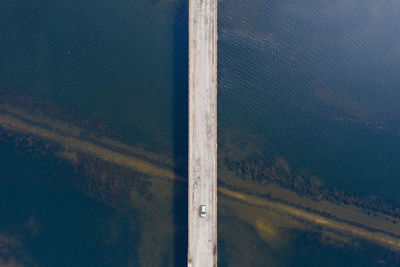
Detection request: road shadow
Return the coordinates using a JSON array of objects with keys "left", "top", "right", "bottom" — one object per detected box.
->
[{"left": 172, "top": 0, "right": 188, "bottom": 266}]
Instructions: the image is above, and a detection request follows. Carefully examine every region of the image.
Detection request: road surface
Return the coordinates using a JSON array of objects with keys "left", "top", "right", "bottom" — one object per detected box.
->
[{"left": 188, "top": 0, "right": 218, "bottom": 265}]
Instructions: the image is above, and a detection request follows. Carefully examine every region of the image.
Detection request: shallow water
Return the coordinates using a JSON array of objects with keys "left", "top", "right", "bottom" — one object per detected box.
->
[{"left": 1, "top": 0, "right": 400, "bottom": 266}]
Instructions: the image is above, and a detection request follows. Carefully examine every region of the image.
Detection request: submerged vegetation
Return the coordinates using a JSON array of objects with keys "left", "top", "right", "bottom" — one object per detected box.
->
[
  {"left": 223, "top": 154, "right": 400, "bottom": 220},
  {"left": 1, "top": 94, "right": 400, "bottom": 265}
]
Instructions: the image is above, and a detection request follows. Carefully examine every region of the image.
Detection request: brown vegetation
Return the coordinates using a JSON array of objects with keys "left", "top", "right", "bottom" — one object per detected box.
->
[
  {"left": 222, "top": 156, "right": 400, "bottom": 220},
  {"left": 1, "top": 96, "right": 400, "bottom": 258}
]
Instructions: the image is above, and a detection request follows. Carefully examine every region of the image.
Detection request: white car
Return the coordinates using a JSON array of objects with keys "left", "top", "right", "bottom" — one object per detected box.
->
[{"left": 200, "top": 205, "right": 207, "bottom": 218}]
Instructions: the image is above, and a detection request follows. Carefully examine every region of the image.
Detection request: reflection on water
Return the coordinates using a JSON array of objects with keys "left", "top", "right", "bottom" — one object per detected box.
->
[{"left": 1, "top": 0, "right": 400, "bottom": 266}]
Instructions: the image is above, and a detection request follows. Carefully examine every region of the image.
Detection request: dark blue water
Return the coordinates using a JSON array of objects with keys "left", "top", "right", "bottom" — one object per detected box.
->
[
  {"left": 0, "top": 141, "right": 141, "bottom": 266},
  {"left": 1, "top": 0, "right": 182, "bottom": 152},
  {"left": 1, "top": 0, "right": 400, "bottom": 265},
  {"left": 218, "top": 0, "right": 400, "bottom": 200}
]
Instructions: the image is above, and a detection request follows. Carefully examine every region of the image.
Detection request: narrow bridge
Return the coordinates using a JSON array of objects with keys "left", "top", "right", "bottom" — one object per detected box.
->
[{"left": 188, "top": 0, "right": 218, "bottom": 265}]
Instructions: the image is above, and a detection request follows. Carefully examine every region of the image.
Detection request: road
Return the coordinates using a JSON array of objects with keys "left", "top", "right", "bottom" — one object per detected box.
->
[{"left": 188, "top": 0, "right": 218, "bottom": 265}]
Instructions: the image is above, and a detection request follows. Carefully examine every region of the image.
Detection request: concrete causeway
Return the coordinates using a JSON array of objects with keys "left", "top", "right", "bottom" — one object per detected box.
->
[{"left": 188, "top": 0, "right": 218, "bottom": 265}]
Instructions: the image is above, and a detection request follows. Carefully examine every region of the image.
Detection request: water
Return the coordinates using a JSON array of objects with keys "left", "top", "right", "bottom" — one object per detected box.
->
[
  {"left": 218, "top": 0, "right": 400, "bottom": 199},
  {"left": 0, "top": 141, "right": 141, "bottom": 266},
  {"left": 1, "top": 0, "right": 400, "bottom": 265}
]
